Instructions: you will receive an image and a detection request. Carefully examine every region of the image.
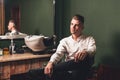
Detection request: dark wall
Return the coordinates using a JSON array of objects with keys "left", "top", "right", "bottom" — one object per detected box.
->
[
  {"left": 56, "top": 0, "right": 120, "bottom": 67},
  {"left": 5, "top": 0, "right": 54, "bottom": 36}
]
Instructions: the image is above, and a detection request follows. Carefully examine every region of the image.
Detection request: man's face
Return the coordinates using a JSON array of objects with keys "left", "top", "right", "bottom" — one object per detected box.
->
[
  {"left": 8, "top": 22, "right": 14, "bottom": 31},
  {"left": 70, "top": 19, "right": 83, "bottom": 35}
]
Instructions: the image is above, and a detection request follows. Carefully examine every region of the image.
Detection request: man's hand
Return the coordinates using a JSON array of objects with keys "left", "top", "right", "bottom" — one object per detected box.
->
[
  {"left": 44, "top": 62, "right": 53, "bottom": 77},
  {"left": 74, "top": 50, "right": 88, "bottom": 62}
]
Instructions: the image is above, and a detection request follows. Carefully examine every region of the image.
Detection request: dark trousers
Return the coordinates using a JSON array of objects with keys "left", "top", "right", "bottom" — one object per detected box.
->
[{"left": 27, "top": 57, "right": 91, "bottom": 80}]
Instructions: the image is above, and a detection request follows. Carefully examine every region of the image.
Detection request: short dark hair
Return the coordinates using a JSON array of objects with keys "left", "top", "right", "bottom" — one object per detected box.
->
[
  {"left": 72, "top": 14, "right": 84, "bottom": 24},
  {"left": 9, "top": 19, "right": 16, "bottom": 27}
]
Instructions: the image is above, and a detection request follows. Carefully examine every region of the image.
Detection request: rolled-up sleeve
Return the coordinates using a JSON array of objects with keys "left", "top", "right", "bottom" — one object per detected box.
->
[
  {"left": 86, "top": 36, "right": 96, "bottom": 56},
  {"left": 49, "top": 40, "right": 66, "bottom": 64}
]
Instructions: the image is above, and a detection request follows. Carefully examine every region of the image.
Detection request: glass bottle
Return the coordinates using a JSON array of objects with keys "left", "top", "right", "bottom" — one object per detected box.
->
[
  {"left": 0, "top": 48, "right": 3, "bottom": 56},
  {"left": 9, "top": 39, "right": 15, "bottom": 55}
]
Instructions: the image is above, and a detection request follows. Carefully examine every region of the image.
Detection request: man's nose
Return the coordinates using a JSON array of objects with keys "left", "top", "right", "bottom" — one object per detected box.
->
[{"left": 73, "top": 25, "right": 76, "bottom": 28}]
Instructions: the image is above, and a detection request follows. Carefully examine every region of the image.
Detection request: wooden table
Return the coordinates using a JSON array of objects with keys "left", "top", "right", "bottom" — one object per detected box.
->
[{"left": 0, "top": 53, "right": 51, "bottom": 80}]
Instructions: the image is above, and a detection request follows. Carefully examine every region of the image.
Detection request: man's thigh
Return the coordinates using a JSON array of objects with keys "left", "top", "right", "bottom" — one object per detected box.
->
[{"left": 53, "top": 59, "right": 86, "bottom": 71}]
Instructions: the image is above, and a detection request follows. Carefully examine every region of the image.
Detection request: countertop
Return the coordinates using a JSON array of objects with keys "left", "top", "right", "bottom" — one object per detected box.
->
[{"left": 0, "top": 53, "right": 51, "bottom": 62}]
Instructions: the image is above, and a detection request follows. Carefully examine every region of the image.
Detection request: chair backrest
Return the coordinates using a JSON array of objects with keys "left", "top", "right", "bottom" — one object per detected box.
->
[{"left": 97, "top": 64, "right": 120, "bottom": 80}]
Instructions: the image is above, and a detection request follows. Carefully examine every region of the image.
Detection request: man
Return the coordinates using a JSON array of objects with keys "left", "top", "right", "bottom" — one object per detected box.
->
[
  {"left": 6, "top": 19, "right": 19, "bottom": 35},
  {"left": 28, "top": 14, "right": 96, "bottom": 80}
]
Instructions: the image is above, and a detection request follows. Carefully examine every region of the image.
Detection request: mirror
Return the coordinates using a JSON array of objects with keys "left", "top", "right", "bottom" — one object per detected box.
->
[{"left": 2, "top": 0, "right": 55, "bottom": 36}]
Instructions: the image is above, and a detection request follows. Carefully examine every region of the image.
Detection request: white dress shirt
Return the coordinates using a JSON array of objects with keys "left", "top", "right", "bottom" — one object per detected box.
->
[
  {"left": 5, "top": 30, "right": 19, "bottom": 36},
  {"left": 49, "top": 35, "right": 96, "bottom": 64},
  {"left": 10, "top": 30, "right": 19, "bottom": 35}
]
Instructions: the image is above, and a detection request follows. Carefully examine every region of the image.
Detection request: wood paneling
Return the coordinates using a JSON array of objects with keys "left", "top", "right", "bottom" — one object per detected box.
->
[
  {"left": 0, "top": 53, "right": 51, "bottom": 80},
  {"left": 0, "top": 0, "right": 4, "bottom": 35}
]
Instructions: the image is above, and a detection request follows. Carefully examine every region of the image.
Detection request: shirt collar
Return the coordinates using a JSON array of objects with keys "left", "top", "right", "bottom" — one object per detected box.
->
[
  {"left": 70, "top": 34, "right": 84, "bottom": 42},
  {"left": 11, "top": 30, "right": 17, "bottom": 33}
]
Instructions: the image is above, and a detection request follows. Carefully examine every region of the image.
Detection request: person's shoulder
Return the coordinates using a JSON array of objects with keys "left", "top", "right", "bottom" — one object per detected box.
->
[
  {"left": 61, "top": 36, "right": 71, "bottom": 40},
  {"left": 82, "top": 34, "right": 95, "bottom": 40},
  {"left": 5, "top": 32, "right": 11, "bottom": 36},
  {"left": 60, "top": 36, "right": 71, "bottom": 42}
]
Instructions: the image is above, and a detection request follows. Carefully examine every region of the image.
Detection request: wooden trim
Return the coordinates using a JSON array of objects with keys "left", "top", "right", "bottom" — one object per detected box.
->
[{"left": 0, "top": 0, "right": 4, "bottom": 35}]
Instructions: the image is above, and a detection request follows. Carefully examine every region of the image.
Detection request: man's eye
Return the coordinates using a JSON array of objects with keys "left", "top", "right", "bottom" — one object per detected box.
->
[
  {"left": 71, "top": 23, "right": 73, "bottom": 25},
  {"left": 76, "top": 24, "right": 80, "bottom": 26}
]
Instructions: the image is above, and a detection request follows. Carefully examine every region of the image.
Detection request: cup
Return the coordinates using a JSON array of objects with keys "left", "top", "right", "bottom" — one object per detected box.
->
[{"left": 3, "top": 48, "right": 9, "bottom": 55}]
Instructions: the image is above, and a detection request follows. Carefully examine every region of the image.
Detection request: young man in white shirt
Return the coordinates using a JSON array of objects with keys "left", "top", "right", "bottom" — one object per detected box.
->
[
  {"left": 6, "top": 19, "right": 19, "bottom": 35},
  {"left": 28, "top": 14, "right": 96, "bottom": 80}
]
